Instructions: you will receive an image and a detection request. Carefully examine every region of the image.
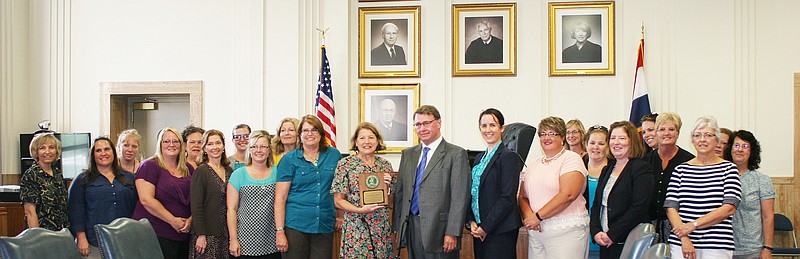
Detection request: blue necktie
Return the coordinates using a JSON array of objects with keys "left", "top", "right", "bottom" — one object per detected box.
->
[{"left": 410, "top": 147, "right": 430, "bottom": 215}]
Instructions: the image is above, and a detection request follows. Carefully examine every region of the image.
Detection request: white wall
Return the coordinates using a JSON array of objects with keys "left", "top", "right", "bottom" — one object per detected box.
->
[{"left": 1, "top": 0, "right": 797, "bottom": 177}]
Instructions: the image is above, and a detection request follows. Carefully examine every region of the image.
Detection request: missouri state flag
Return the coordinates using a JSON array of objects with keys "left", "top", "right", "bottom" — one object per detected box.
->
[{"left": 629, "top": 39, "right": 652, "bottom": 128}]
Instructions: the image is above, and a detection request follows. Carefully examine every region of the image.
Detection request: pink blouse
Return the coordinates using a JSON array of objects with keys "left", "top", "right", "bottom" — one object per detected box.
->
[{"left": 522, "top": 150, "right": 589, "bottom": 230}]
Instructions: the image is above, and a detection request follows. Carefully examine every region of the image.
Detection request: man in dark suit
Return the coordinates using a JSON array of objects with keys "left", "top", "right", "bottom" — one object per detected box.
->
[
  {"left": 393, "top": 105, "right": 470, "bottom": 259},
  {"left": 375, "top": 98, "right": 407, "bottom": 141},
  {"left": 562, "top": 21, "right": 602, "bottom": 63},
  {"left": 465, "top": 21, "right": 503, "bottom": 64},
  {"left": 371, "top": 22, "right": 407, "bottom": 66}
]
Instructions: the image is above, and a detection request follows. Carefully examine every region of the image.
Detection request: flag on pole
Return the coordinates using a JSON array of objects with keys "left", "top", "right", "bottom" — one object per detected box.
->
[
  {"left": 629, "top": 39, "right": 652, "bottom": 128},
  {"left": 315, "top": 46, "right": 336, "bottom": 147}
]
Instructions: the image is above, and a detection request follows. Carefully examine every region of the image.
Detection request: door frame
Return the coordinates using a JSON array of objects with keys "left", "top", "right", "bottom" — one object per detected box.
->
[{"left": 100, "top": 81, "right": 203, "bottom": 140}]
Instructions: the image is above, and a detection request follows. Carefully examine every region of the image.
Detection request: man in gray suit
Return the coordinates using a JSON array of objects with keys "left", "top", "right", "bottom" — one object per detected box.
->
[{"left": 393, "top": 105, "right": 471, "bottom": 259}]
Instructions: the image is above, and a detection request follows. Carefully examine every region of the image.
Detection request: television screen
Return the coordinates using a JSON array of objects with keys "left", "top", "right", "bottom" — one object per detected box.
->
[{"left": 19, "top": 133, "right": 91, "bottom": 179}]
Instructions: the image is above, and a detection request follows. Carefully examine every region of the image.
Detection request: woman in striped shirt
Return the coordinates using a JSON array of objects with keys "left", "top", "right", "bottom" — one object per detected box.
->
[{"left": 664, "top": 116, "right": 742, "bottom": 259}]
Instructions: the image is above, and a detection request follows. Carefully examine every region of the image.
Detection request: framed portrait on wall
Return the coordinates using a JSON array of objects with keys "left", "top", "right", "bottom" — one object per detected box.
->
[
  {"left": 359, "top": 6, "right": 421, "bottom": 78},
  {"left": 359, "top": 83, "right": 420, "bottom": 153},
  {"left": 549, "top": 1, "right": 615, "bottom": 76},
  {"left": 452, "top": 3, "right": 516, "bottom": 76}
]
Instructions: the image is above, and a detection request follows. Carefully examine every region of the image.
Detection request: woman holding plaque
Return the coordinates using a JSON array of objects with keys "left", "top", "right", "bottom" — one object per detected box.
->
[
  {"left": 330, "top": 122, "right": 394, "bottom": 258},
  {"left": 467, "top": 108, "right": 524, "bottom": 259}
]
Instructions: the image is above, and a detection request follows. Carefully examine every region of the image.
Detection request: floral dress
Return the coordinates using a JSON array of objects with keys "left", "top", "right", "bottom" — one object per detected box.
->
[{"left": 330, "top": 155, "right": 395, "bottom": 259}]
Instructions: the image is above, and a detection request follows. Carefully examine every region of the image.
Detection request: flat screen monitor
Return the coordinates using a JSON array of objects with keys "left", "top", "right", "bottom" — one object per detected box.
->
[{"left": 19, "top": 133, "right": 91, "bottom": 179}]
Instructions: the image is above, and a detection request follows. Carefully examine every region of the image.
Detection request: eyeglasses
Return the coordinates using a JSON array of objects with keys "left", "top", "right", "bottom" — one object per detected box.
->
[
  {"left": 250, "top": 145, "right": 269, "bottom": 150},
  {"left": 566, "top": 130, "right": 582, "bottom": 135},
  {"left": 233, "top": 134, "right": 249, "bottom": 140},
  {"left": 692, "top": 132, "right": 716, "bottom": 139},
  {"left": 588, "top": 125, "right": 608, "bottom": 132},
  {"left": 538, "top": 132, "right": 560, "bottom": 137},
  {"left": 161, "top": 139, "right": 181, "bottom": 145},
  {"left": 413, "top": 120, "right": 436, "bottom": 128},
  {"left": 732, "top": 143, "right": 750, "bottom": 150},
  {"left": 301, "top": 129, "right": 320, "bottom": 135}
]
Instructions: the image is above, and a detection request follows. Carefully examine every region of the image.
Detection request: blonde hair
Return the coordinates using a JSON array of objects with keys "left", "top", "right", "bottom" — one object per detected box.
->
[
  {"left": 29, "top": 133, "right": 61, "bottom": 162},
  {"left": 566, "top": 119, "right": 587, "bottom": 152},
  {"left": 271, "top": 117, "right": 300, "bottom": 155},
  {"left": 655, "top": 112, "right": 683, "bottom": 131},
  {"left": 246, "top": 130, "right": 273, "bottom": 167},
  {"left": 116, "top": 129, "right": 143, "bottom": 161},
  {"left": 149, "top": 127, "right": 190, "bottom": 177}
]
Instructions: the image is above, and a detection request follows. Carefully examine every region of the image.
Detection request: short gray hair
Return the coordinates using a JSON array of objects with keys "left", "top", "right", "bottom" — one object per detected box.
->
[{"left": 692, "top": 116, "right": 720, "bottom": 141}]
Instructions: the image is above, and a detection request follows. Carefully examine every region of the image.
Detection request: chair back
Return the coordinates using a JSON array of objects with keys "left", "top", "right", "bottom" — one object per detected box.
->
[
  {"left": 640, "top": 243, "right": 671, "bottom": 259},
  {"left": 0, "top": 228, "right": 81, "bottom": 259},
  {"left": 619, "top": 223, "right": 656, "bottom": 259},
  {"left": 501, "top": 122, "right": 536, "bottom": 163},
  {"left": 94, "top": 218, "right": 164, "bottom": 259},
  {"left": 775, "top": 213, "right": 794, "bottom": 232}
]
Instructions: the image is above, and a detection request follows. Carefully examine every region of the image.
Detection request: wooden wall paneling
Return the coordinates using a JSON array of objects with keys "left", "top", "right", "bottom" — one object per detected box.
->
[
  {"left": 109, "top": 95, "right": 128, "bottom": 145},
  {"left": 1, "top": 174, "right": 19, "bottom": 185}
]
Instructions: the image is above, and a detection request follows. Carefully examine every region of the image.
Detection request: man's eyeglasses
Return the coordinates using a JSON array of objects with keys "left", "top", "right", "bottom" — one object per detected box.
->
[
  {"left": 413, "top": 120, "right": 436, "bottom": 128},
  {"left": 233, "top": 134, "right": 249, "bottom": 140}
]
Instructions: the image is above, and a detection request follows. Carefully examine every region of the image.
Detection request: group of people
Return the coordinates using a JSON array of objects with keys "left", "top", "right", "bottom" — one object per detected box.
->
[{"left": 19, "top": 105, "right": 775, "bottom": 259}]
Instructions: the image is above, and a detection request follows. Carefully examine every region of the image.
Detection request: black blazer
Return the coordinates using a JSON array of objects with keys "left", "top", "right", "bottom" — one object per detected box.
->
[
  {"left": 590, "top": 158, "right": 654, "bottom": 243},
  {"left": 466, "top": 144, "right": 523, "bottom": 235}
]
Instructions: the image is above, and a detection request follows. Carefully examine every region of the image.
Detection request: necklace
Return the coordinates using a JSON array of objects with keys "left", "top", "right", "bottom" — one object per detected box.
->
[
  {"left": 542, "top": 147, "right": 566, "bottom": 165},
  {"left": 304, "top": 152, "right": 319, "bottom": 166}
]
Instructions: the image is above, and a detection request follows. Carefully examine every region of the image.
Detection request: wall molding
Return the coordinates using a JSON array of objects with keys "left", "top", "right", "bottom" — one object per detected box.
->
[{"left": 733, "top": 0, "right": 757, "bottom": 129}]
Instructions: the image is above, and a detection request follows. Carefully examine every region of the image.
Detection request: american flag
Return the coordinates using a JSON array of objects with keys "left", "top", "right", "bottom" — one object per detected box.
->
[{"left": 315, "top": 46, "right": 336, "bottom": 147}]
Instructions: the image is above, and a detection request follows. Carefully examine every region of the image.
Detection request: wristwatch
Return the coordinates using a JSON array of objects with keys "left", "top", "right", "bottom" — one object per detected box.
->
[
  {"left": 763, "top": 245, "right": 774, "bottom": 252},
  {"left": 691, "top": 221, "right": 698, "bottom": 227}
]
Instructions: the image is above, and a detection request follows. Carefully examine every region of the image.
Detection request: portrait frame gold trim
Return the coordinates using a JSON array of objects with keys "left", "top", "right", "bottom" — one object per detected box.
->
[
  {"left": 548, "top": 1, "right": 615, "bottom": 76},
  {"left": 359, "top": 6, "right": 421, "bottom": 78},
  {"left": 452, "top": 3, "right": 516, "bottom": 77},
  {"left": 359, "top": 83, "right": 420, "bottom": 153}
]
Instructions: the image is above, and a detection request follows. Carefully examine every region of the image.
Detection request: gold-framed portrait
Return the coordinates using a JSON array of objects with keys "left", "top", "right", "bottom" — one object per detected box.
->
[
  {"left": 452, "top": 3, "right": 516, "bottom": 76},
  {"left": 359, "top": 83, "right": 420, "bottom": 153},
  {"left": 549, "top": 1, "right": 615, "bottom": 76},
  {"left": 359, "top": 6, "right": 421, "bottom": 78}
]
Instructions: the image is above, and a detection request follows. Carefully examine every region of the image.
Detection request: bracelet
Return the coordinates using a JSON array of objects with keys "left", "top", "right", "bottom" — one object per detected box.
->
[
  {"left": 763, "top": 245, "right": 774, "bottom": 252},
  {"left": 691, "top": 221, "right": 698, "bottom": 227},
  {"left": 276, "top": 227, "right": 284, "bottom": 232},
  {"left": 535, "top": 212, "right": 543, "bottom": 221}
]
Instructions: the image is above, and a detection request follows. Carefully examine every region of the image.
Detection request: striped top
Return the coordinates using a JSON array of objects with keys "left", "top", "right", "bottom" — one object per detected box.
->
[{"left": 663, "top": 161, "right": 741, "bottom": 250}]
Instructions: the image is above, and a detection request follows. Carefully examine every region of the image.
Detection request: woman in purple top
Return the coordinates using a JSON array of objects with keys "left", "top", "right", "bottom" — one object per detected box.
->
[{"left": 132, "top": 127, "right": 195, "bottom": 259}]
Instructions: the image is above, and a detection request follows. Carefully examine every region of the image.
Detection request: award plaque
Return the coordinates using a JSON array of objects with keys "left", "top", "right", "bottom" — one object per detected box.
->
[{"left": 358, "top": 172, "right": 388, "bottom": 206}]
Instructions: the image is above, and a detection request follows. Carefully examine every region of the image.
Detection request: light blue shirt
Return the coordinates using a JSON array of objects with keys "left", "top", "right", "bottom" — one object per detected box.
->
[{"left": 470, "top": 141, "right": 501, "bottom": 224}]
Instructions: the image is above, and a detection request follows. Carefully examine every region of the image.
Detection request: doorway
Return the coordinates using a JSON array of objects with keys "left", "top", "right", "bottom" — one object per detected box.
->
[{"left": 100, "top": 81, "right": 203, "bottom": 148}]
